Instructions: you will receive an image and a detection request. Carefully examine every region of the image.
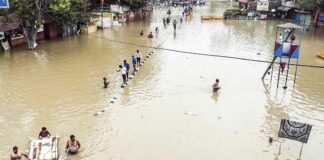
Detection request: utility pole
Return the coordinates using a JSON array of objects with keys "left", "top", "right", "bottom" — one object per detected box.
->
[{"left": 101, "top": 0, "right": 104, "bottom": 29}]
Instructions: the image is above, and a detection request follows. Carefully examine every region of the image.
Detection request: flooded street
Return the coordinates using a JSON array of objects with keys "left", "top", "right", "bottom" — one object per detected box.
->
[{"left": 1, "top": 1, "right": 324, "bottom": 159}]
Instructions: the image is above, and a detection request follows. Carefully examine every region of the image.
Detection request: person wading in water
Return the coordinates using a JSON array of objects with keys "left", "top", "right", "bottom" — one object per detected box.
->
[
  {"left": 148, "top": 32, "right": 154, "bottom": 38},
  {"left": 118, "top": 65, "right": 127, "bottom": 84},
  {"left": 123, "top": 60, "right": 130, "bottom": 81},
  {"left": 10, "top": 146, "right": 28, "bottom": 160},
  {"left": 65, "top": 135, "right": 81, "bottom": 155},
  {"left": 173, "top": 20, "right": 177, "bottom": 31},
  {"left": 132, "top": 55, "right": 137, "bottom": 72},
  {"left": 103, "top": 77, "right": 110, "bottom": 88},
  {"left": 212, "top": 79, "right": 221, "bottom": 92},
  {"left": 136, "top": 50, "right": 142, "bottom": 66}
]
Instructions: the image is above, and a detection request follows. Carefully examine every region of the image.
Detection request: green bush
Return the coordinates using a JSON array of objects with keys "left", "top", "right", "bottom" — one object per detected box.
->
[{"left": 223, "top": 8, "right": 248, "bottom": 16}]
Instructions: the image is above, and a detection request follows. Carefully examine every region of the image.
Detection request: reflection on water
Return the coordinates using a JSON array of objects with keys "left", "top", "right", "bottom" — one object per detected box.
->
[{"left": 0, "top": 1, "right": 324, "bottom": 159}]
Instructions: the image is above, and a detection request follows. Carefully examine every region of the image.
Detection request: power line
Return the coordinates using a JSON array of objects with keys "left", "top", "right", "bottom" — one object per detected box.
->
[{"left": 92, "top": 34, "right": 324, "bottom": 69}]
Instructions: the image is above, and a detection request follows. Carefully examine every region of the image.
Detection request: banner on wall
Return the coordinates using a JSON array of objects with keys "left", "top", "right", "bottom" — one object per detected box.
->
[{"left": 257, "top": 1, "right": 269, "bottom": 11}]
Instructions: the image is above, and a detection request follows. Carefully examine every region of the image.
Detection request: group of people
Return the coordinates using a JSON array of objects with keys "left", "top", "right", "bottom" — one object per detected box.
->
[
  {"left": 140, "top": 30, "right": 154, "bottom": 38},
  {"left": 103, "top": 50, "right": 142, "bottom": 88},
  {"left": 116, "top": 50, "right": 142, "bottom": 85},
  {"left": 10, "top": 127, "right": 81, "bottom": 159}
]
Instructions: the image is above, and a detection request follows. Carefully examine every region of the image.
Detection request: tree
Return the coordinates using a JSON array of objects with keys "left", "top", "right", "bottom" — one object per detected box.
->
[
  {"left": 123, "top": 0, "right": 149, "bottom": 9},
  {"left": 299, "top": 0, "right": 324, "bottom": 12},
  {"left": 8, "top": 0, "right": 50, "bottom": 49},
  {"left": 6, "top": 0, "right": 90, "bottom": 50},
  {"left": 50, "top": 0, "right": 90, "bottom": 27}
]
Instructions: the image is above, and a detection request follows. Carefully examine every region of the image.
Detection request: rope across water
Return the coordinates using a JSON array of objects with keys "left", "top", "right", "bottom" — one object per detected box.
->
[{"left": 92, "top": 34, "right": 324, "bottom": 69}]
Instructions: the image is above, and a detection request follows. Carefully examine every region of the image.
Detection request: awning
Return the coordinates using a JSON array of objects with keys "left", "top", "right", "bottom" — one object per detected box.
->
[
  {"left": 277, "top": 6, "right": 292, "bottom": 12},
  {"left": 277, "top": 22, "right": 303, "bottom": 29}
]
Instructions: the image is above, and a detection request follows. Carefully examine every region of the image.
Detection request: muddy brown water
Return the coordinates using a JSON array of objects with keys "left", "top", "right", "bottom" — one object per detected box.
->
[{"left": 0, "top": 2, "right": 324, "bottom": 160}]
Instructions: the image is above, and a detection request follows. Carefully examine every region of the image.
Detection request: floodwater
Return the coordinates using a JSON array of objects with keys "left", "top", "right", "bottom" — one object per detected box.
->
[{"left": 1, "top": 1, "right": 324, "bottom": 160}]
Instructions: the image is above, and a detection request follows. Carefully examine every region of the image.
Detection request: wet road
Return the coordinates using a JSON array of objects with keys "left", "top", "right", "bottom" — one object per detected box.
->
[{"left": 0, "top": 1, "right": 324, "bottom": 159}]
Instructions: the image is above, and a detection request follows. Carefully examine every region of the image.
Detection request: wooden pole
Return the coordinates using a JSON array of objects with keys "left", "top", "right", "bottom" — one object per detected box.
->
[
  {"left": 283, "top": 57, "right": 291, "bottom": 89},
  {"left": 298, "top": 143, "right": 304, "bottom": 159},
  {"left": 293, "top": 58, "right": 299, "bottom": 88},
  {"left": 277, "top": 57, "right": 282, "bottom": 88},
  {"left": 101, "top": 0, "right": 104, "bottom": 29},
  {"left": 262, "top": 56, "right": 277, "bottom": 80},
  {"left": 270, "top": 62, "right": 274, "bottom": 84}
]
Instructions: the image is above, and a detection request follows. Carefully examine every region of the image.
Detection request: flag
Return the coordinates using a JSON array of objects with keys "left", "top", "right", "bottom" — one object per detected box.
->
[{"left": 278, "top": 119, "right": 312, "bottom": 143}]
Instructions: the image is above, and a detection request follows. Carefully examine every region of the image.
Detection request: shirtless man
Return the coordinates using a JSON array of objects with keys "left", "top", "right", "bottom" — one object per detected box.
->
[
  {"left": 10, "top": 146, "right": 27, "bottom": 160},
  {"left": 65, "top": 135, "right": 81, "bottom": 155}
]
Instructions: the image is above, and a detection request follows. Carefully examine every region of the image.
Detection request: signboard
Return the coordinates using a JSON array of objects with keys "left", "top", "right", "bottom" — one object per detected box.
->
[
  {"left": 103, "top": 12, "right": 112, "bottom": 18},
  {"left": 121, "top": 6, "right": 130, "bottom": 12},
  {"left": 278, "top": 119, "right": 312, "bottom": 143},
  {"left": 110, "top": 4, "right": 121, "bottom": 13},
  {"left": 0, "top": 0, "right": 9, "bottom": 8},
  {"left": 257, "top": 1, "right": 269, "bottom": 11}
]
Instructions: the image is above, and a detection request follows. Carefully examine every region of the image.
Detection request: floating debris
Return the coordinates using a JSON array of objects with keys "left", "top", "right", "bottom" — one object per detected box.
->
[{"left": 184, "top": 111, "right": 199, "bottom": 116}]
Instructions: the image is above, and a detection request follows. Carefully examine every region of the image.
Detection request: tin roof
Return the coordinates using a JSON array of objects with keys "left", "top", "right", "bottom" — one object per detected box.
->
[{"left": 277, "top": 22, "right": 303, "bottom": 29}]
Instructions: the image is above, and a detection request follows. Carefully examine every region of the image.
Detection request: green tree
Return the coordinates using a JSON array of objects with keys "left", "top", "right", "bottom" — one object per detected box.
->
[
  {"left": 50, "top": 0, "right": 90, "bottom": 27},
  {"left": 299, "top": 0, "right": 324, "bottom": 12},
  {"left": 124, "top": 0, "right": 149, "bottom": 9},
  {"left": 8, "top": 0, "right": 50, "bottom": 49},
  {"left": 7, "top": 0, "right": 89, "bottom": 50}
]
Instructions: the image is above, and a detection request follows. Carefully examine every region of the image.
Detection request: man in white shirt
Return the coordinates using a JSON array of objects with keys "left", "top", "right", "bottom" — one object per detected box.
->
[
  {"left": 136, "top": 50, "right": 142, "bottom": 66},
  {"left": 119, "top": 65, "right": 127, "bottom": 84}
]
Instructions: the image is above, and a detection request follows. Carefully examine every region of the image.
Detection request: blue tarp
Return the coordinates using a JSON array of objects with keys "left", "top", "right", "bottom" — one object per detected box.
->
[{"left": 0, "top": 0, "right": 9, "bottom": 8}]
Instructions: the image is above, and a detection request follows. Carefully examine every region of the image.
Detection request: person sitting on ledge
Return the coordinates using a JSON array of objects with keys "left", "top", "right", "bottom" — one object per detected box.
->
[{"left": 39, "top": 127, "right": 51, "bottom": 139}]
